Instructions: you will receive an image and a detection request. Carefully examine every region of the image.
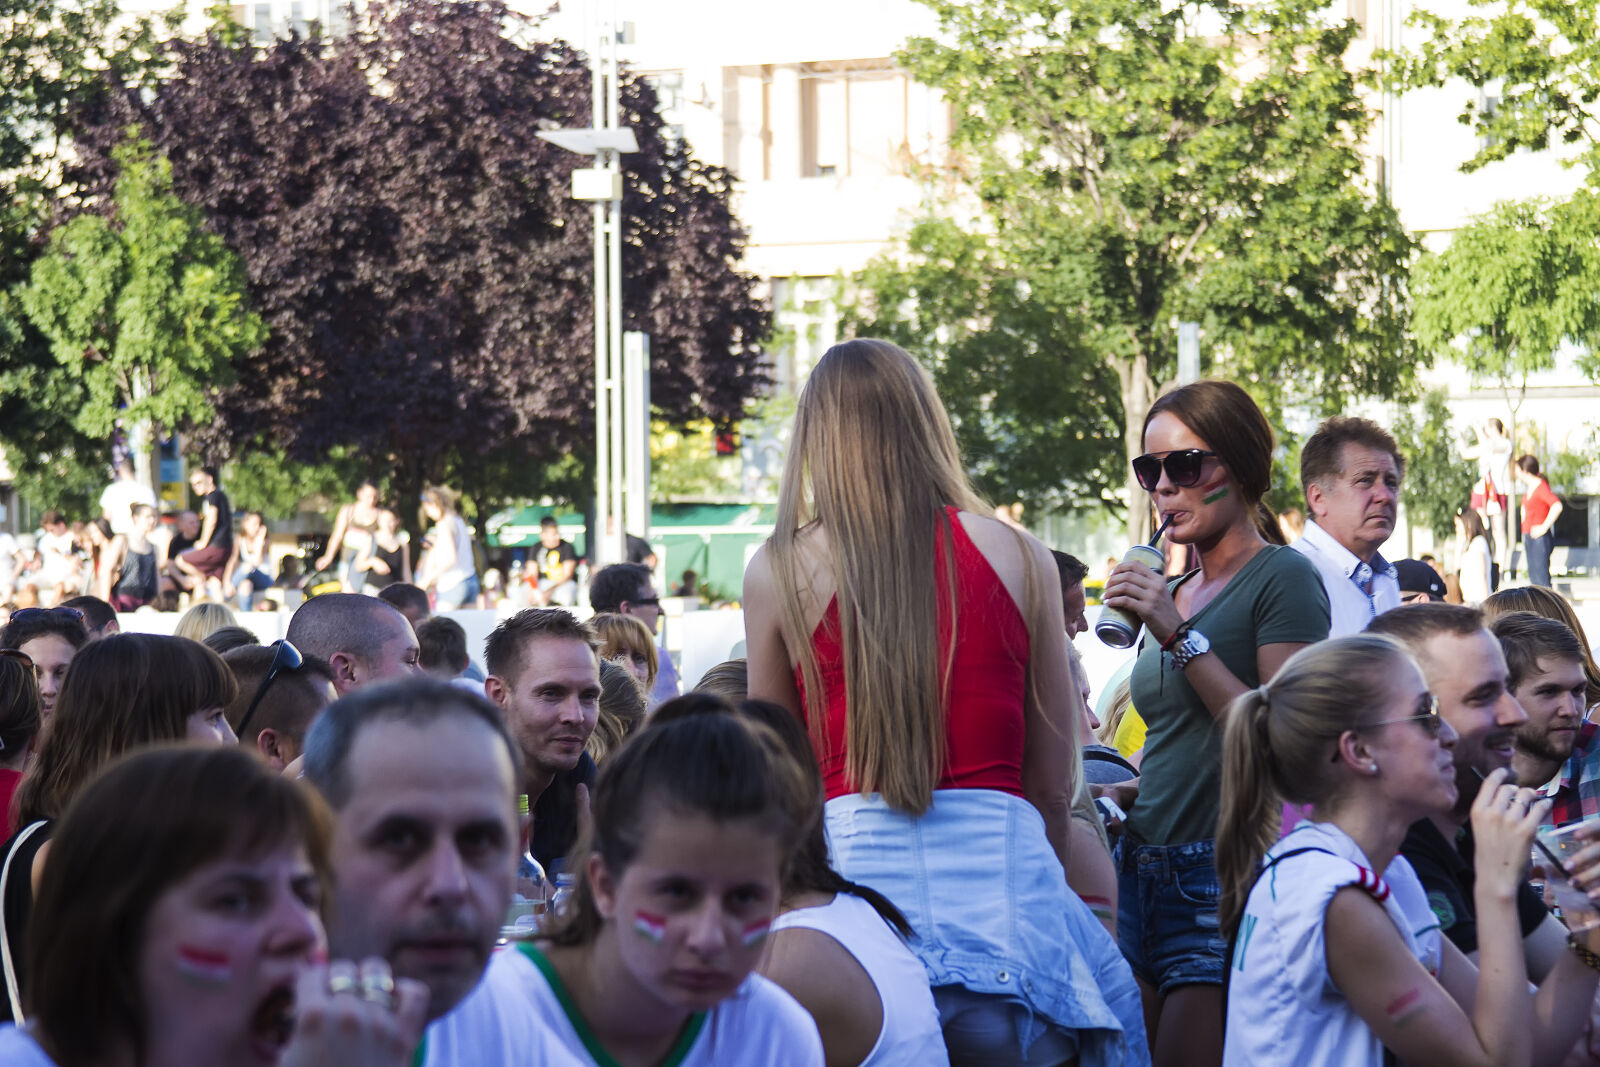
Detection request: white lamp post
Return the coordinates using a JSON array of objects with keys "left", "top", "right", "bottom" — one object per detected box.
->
[{"left": 536, "top": 7, "right": 637, "bottom": 568}]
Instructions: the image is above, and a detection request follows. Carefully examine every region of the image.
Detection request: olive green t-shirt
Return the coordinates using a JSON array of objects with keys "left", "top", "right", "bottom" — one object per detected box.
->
[{"left": 1124, "top": 545, "right": 1329, "bottom": 846}]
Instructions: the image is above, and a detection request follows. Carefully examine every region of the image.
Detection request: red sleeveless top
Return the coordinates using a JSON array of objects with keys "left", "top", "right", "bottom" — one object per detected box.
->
[{"left": 797, "top": 507, "right": 1030, "bottom": 801}]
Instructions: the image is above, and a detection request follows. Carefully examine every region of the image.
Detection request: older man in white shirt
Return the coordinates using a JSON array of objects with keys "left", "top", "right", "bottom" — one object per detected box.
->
[{"left": 1291, "top": 417, "right": 1405, "bottom": 636}]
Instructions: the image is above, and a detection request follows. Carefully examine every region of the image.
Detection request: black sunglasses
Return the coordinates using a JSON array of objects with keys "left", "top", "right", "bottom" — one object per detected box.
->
[
  {"left": 632, "top": 597, "right": 661, "bottom": 607},
  {"left": 236, "top": 640, "right": 305, "bottom": 738},
  {"left": 8, "top": 606, "right": 85, "bottom": 626},
  {"left": 0, "top": 649, "right": 33, "bottom": 670},
  {"left": 1131, "top": 449, "right": 1219, "bottom": 492}
]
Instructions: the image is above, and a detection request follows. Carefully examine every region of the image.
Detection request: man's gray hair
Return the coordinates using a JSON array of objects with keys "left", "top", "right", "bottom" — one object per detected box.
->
[{"left": 302, "top": 676, "right": 521, "bottom": 808}]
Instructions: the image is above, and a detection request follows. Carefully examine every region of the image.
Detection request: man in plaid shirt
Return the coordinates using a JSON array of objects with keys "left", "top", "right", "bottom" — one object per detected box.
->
[{"left": 1493, "top": 611, "right": 1596, "bottom": 826}]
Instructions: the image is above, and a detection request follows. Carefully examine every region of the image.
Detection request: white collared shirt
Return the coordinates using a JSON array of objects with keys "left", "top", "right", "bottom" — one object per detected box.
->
[{"left": 1290, "top": 521, "right": 1400, "bottom": 637}]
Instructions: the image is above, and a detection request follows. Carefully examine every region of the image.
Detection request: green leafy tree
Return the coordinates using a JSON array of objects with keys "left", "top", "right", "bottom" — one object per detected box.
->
[
  {"left": 223, "top": 445, "right": 369, "bottom": 519},
  {"left": 843, "top": 216, "right": 1124, "bottom": 512},
  {"left": 1392, "top": 389, "right": 1477, "bottom": 540},
  {"left": 0, "top": 0, "right": 174, "bottom": 509},
  {"left": 1389, "top": 0, "right": 1600, "bottom": 177},
  {"left": 1412, "top": 194, "right": 1600, "bottom": 447},
  {"left": 69, "top": 0, "right": 769, "bottom": 519},
  {"left": 854, "top": 0, "right": 1417, "bottom": 539},
  {"left": 19, "top": 140, "right": 267, "bottom": 490}
]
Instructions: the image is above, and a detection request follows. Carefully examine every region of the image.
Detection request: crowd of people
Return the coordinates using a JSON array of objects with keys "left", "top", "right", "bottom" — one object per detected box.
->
[
  {"left": 0, "top": 466, "right": 695, "bottom": 625},
  {"left": 0, "top": 339, "right": 1598, "bottom": 1067}
]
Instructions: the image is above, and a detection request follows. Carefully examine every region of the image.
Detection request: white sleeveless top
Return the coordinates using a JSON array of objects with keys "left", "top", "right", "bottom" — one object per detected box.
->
[
  {"left": 1223, "top": 821, "right": 1443, "bottom": 1067},
  {"left": 432, "top": 515, "right": 475, "bottom": 588},
  {"left": 417, "top": 945, "right": 586, "bottom": 1066},
  {"left": 494, "top": 942, "right": 824, "bottom": 1067},
  {"left": 771, "top": 892, "right": 950, "bottom": 1067}
]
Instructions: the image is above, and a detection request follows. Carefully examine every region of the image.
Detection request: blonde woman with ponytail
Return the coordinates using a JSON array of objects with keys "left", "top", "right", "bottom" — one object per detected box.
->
[
  {"left": 744, "top": 339, "right": 1146, "bottom": 1066},
  {"left": 1218, "top": 635, "right": 1600, "bottom": 1067}
]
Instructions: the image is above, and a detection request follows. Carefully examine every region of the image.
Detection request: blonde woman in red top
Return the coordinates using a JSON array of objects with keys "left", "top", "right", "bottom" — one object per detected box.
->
[{"left": 744, "top": 339, "right": 1147, "bottom": 1065}]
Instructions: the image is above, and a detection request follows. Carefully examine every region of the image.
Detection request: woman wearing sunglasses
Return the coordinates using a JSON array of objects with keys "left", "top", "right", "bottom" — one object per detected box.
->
[
  {"left": 1217, "top": 635, "right": 1600, "bottom": 1066},
  {"left": 1100, "top": 379, "right": 1330, "bottom": 1067}
]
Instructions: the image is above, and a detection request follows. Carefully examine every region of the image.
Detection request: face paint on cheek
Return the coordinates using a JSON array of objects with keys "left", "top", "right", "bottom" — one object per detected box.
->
[
  {"left": 633, "top": 911, "right": 668, "bottom": 945},
  {"left": 175, "top": 945, "right": 234, "bottom": 986},
  {"left": 740, "top": 918, "right": 772, "bottom": 948},
  {"left": 1200, "top": 478, "right": 1230, "bottom": 506}
]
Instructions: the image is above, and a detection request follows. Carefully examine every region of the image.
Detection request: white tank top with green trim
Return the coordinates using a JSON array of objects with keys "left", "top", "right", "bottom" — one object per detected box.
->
[
  {"left": 412, "top": 945, "right": 587, "bottom": 1067},
  {"left": 499, "top": 942, "right": 824, "bottom": 1067}
]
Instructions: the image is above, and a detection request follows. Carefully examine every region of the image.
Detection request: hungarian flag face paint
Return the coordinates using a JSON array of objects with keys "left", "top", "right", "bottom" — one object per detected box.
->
[
  {"left": 740, "top": 918, "right": 772, "bottom": 948},
  {"left": 176, "top": 945, "right": 233, "bottom": 986},
  {"left": 1200, "top": 476, "right": 1230, "bottom": 505},
  {"left": 634, "top": 911, "right": 668, "bottom": 944}
]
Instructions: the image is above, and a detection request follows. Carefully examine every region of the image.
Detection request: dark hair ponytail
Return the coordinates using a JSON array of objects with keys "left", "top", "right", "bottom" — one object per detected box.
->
[{"left": 545, "top": 694, "right": 816, "bottom": 946}]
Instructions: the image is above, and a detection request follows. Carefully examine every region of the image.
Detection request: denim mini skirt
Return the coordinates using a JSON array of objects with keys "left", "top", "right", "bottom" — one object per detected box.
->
[{"left": 826, "top": 788, "right": 1150, "bottom": 1067}]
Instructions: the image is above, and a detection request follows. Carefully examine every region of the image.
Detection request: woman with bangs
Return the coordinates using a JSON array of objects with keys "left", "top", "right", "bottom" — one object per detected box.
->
[
  {"left": 0, "top": 633, "right": 240, "bottom": 1023},
  {"left": 0, "top": 745, "right": 427, "bottom": 1066},
  {"left": 592, "top": 613, "right": 659, "bottom": 693},
  {"left": 743, "top": 338, "right": 1146, "bottom": 1065}
]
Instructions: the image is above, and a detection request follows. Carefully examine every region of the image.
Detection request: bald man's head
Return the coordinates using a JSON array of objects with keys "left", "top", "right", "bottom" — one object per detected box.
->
[{"left": 285, "top": 593, "right": 422, "bottom": 694}]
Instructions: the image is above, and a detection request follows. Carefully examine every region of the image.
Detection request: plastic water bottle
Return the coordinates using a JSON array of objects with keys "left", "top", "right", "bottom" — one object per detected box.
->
[
  {"left": 502, "top": 795, "right": 549, "bottom": 940},
  {"left": 552, "top": 872, "right": 577, "bottom": 918}
]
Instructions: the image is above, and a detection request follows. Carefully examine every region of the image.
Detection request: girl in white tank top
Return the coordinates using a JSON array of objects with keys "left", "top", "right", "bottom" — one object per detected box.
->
[{"left": 739, "top": 699, "right": 950, "bottom": 1067}]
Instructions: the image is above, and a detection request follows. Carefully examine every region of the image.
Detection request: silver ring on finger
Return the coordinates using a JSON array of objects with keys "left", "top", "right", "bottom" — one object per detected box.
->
[
  {"left": 328, "top": 973, "right": 359, "bottom": 996},
  {"left": 359, "top": 971, "right": 395, "bottom": 1010}
]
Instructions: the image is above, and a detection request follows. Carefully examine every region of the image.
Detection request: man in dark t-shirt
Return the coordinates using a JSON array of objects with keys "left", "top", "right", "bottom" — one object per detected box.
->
[
  {"left": 1400, "top": 818, "right": 1548, "bottom": 953},
  {"left": 172, "top": 466, "right": 234, "bottom": 589},
  {"left": 1369, "top": 603, "right": 1571, "bottom": 977},
  {"left": 528, "top": 517, "right": 578, "bottom": 606}
]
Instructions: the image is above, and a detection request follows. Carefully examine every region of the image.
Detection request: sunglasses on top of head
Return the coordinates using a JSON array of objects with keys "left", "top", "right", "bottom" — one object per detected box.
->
[
  {"left": 235, "top": 639, "right": 305, "bottom": 739},
  {"left": 1131, "top": 449, "right": 1219, "bottom": 493}
]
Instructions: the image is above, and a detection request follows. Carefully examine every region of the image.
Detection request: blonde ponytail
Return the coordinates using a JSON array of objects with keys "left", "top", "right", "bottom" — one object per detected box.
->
[
  {"left": 1214, "top": 635, "right": 1420, "bottom": 938},
  {"left": 1216, "top": 687, "right": 1280, "bottom": 938}
]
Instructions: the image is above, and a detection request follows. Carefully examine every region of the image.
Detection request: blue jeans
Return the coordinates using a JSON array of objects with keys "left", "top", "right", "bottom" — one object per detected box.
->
[
  {"left": 1526, "top": 529, "right": 1554, "bottom": 587},
  {"left": 435, "top": 574, "right": 479, "bottom": 610},
  {"left": 230, "top": 566, "right": 272, "bottom": 610},
  {"left": 1115, "top": 835, "right": 1228, "bottom": 995}
]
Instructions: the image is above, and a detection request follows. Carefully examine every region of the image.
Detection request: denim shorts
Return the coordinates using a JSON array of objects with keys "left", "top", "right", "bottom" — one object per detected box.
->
[
  {"left": 435, "top": 574, "right": 480, "bottom": 610},
  {"left": 1114, "top": 835, "right": 1227, "bottom": 994}
]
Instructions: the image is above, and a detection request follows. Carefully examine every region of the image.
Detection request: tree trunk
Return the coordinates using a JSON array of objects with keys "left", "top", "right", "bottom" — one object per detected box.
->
[
  {"left": 1116, "top": 352, "right": 1156, "bottom": 545},
  {"left": 132, "top": 373, "right": 158, "bottom": 500}
]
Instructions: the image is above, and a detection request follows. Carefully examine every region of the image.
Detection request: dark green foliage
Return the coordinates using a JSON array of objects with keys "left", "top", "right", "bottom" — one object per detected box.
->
[
  {"left": 850, "top": 0, "right": 1417, "bottom": 537},
  {"left": 1388, "top": 0, "right": 1600, "bottom": 177},
  {"left": 65, "top": 0, "right": 769, "bottom": 505},
  {"left": 1393, "top": 389, "right": 1478, "bottom": 540}
]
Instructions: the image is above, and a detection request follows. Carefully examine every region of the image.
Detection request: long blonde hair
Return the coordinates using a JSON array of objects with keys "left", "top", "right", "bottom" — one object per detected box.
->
[
  {"left": 1216, "top": 634, "right": 1415, "bottom": 937},
  {"left": 770, "top": 339, "right": 990, "bottom": 814}
]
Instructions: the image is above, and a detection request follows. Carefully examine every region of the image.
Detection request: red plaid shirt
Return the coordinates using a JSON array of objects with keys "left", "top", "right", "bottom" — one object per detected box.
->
[{"left": 1541, "top": 721, "right": 1600, "bottom": 828}]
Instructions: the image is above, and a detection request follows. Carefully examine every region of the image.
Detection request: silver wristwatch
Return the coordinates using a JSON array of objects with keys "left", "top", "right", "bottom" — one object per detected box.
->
[{"left": 1168, "top": 629, "right": 1211, "bottom": 671}]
